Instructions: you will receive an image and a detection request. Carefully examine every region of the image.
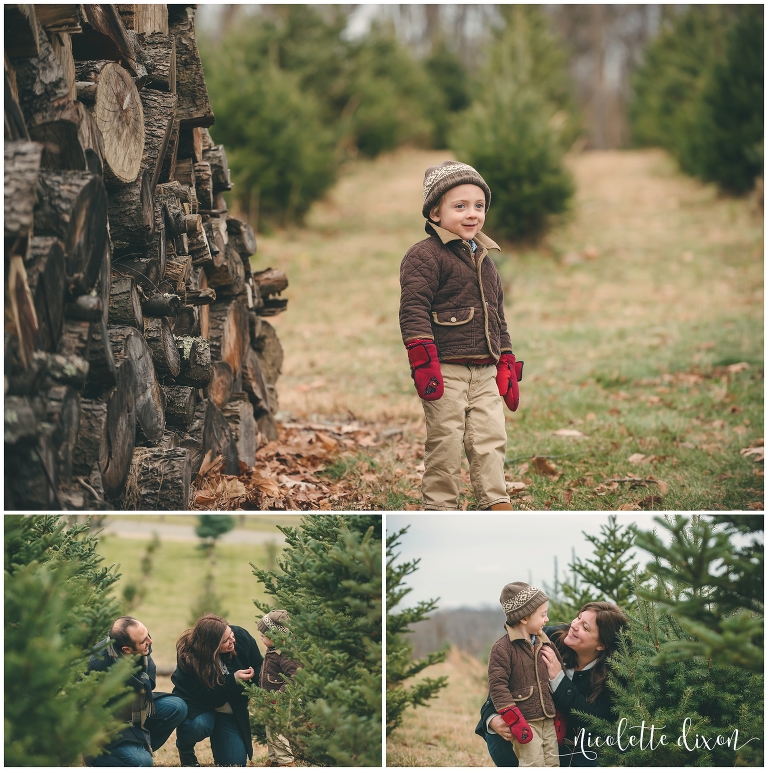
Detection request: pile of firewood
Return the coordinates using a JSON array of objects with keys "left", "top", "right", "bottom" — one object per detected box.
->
[{"left": 5, "top": 4, "right": 288, "bottom": 510}]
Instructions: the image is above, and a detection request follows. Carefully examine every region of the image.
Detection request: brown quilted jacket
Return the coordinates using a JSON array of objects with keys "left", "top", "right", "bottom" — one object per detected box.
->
[
  {"left": 399, "top": 222, "right": 514, "bottom": 362},
  {"left": 259, "top": 647, "right": 300, "bottom": 693},
  {"left": 487, "top": 625, "right": 563, "bottom": 722}
]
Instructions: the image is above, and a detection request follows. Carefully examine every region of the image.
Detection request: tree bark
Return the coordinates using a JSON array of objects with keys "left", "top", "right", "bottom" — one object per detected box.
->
[
  {"left": 164, "top": 254, "right": 192, "bottom": 292},
  {"left": 109, "top": 275, "right": 144, "bottom": 330},
  {"left": 101, "top": 357, "right": 137, "bottom": 498},
  {"left": 108, "top": 167, "right": 154, "bottom": 254},
  {"left": 117, "top": 5, "right": 169, "bottom": 35},
  {"left": 207, "top": 360, "right": 233, "bottom": 409},
  {"left": 204, "top": 145, "right": 232, "bottom": 194},
  {"left": 138, "top": 87, "right": 176, "bottom": 189},
  {"left": 163, "top": 384, "right": 196, "bottom": 428},
  {"left": 25, "top": 236, "right": 66, "bottom": 353},
  {"left": 257, "top": 411, "right": 279, "bottom": 444},
  {"left": 85, "top": 316, "right": 117, "bottom": 393},
  {"left": 170, "top": 306, "right": 198, "bottom": 337},
  {"left": 108, "top": 325, "right": 165, "bottom": 443},
  {"left": 34, "top": 169, "right": 108, "bottom": 295},
  {"left": 135, "top": 31, "right": 175, "bottom": 91},
  {"left": 141, "top": 292, "right": 182, "bottom": 317},
  {"left": 193, "top": 160, "right": 213, "bottom": 210},
  {"left": 121, "top": 446, "right": 190, "bottom": 510},
  {"left": 158, "top": 118, "right": 179, "bottom": 184},
  {"left": 174, "top": 156, "right": 195, "bottom": 187},
  {"left": 208, "top": 297, "right": 249, "bottom": 377},
  {"left": 71, "top": 397, "right": 108, "bottom": 477},
  {"left": 45, "top": 383, "right": 81, "bottom": 488},
  {"left": 242, "top": 347, "right": 270, "bottom": 414},
  {"left": 5, "top": 140, "right": 42, "bottom": 248},
  {"left": 65, "top": 294, "right": 104, "bottom": 322},
  {"left": 225, "top": 216, "right": 256, "bottom": 260},
  {"left": 6, "top": 254, "right": 39, "bottom": 369},
  {"left": 174, "top": 335, "right": 212, "bottom": 388},
  {"left": 5, "top": 67, "right": 31, "bottom": 141},
  {"left": 204, "top": 243, "right": 244, "bottom": 296},
  {"left": 27, "top": 102, "right": 88, "bottom": 172},
  {"left": 222, "top": 391, "right": 257, "bottom": 468},
  {"left": 252, "top": 319, "right": 284, "bottom": 386},
  {"left": 170, "top": 7, "right": 214, "bottom": 128},
  {"left": 14, "top": 23, "right": 69, "bottom": 128},
  {"left": 186, "top": 288, "right": 216, "bottom": 306},
  {"left": 6, "top": 422, "right": 61, "bottom": 509},
  {"left": 202, "top": 400, "right": 239, "bottom": 475},
  {"left": 57, "top": 318, "right": 92, "bottom": 361},
  {"left": 143, "top": 316, "right": 181, "bottom": 377},
  {"left": 252, "top": 268, "right": 288, "bottom": 298},
  {"left": 112, "top": 254, "right": 160, "bottom": 291}
]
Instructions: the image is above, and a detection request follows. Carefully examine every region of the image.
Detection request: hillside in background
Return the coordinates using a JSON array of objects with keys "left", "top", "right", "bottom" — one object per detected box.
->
[{"left": 409, "top": 608, "right": 504, "bottom": 661}]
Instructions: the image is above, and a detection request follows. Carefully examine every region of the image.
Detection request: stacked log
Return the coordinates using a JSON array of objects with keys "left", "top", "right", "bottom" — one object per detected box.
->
[{"left": 5, "top": 4, "right": 289, "bottom": 511}]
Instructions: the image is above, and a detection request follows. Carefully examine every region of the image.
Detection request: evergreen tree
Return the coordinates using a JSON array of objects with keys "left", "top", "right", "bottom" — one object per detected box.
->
[
  {"left": 386, "top": 526, "right": 448, "bottom": 736},
  {"left": 450, "top": 5, "right": 575, "bottom": 242},
  {"left": 635, "top": 514, "right": 763, "bottom": 672},
  {"left": 581, "top": 589, "right": 763, "bottom": 766},
  {"left": 194, "top": 513, "right": 235, "bottom": 556},
  {"left": 4, "top": 516, "right": 135, "bottom": 765},
  {"left": 545, "top": 516, "right": 646, "bottom": 621},
  {"left": 246, "top": 515, "right": 381, "bottom": 766},
  {"left": 189, "top": 515, "right": 233, "bottom": 624}
]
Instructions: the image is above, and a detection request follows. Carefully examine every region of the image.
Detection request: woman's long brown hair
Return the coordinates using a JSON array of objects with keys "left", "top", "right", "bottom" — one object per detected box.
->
[
  {"left": 176, "top": 613, "right": 232, "bottom": 690},
  {"left": 550, "top": 601, "right": 629, "bottom": 703}
]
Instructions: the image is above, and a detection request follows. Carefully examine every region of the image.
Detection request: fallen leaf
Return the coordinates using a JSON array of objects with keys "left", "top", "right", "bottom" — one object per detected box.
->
[
  {"left": 639, "top": 495, "right": 663, "bottom": 509},
  {"left": 748, "top": 502, "right": 764, "bottom": 510},
  {"left": 405, "top": 503, "right": 421, "bottom": 511},
  {"left": 506, "top": 481, "right": 528, "bottom": 494},
  {"left": 628, "top": 453, "right": 646, "bottom": 464},
  {"left": 586, "top": 412, "right": 597, "bottom": 421},
  {"left": 314, "top": 431, "right": 338, "bottom": 451},
  {"left": 197, "top": 450, "right": 224, "bottom": 478},
  {"left": 563, "top": 489, "right": 573, "bottom": 505},
  {"left": 619, "top": 503, "right": 640, "bottom": 511},
  {"left": 553, "top": 429, "right": 588, "bottom": 438},
  {"left": 655, "top": 480, "right": 669, "bottom": 496},
  {"left": 740, "top": 446, "right": 765, "bottom": 462},
  {"left": 532, "top": 456, "right": 558, "bottom": 476},
  {"left": 726, "top": 362, "right": 750, "bottom": 373},
  {"left": 221, "top": 478, "right": 247, "bottom": 500},
  {"left": 194, "top": 491, "right": 216, "bottom": 504},
  {"left": 608, "top": 407, "right": 621, "bottom": 416},
  {"left": 646, "top": 395, "right": 662, "bottom": 405},
  {"left": 251, "top": 473, "right": 282, "bottom": 498},
  {"left": 698, "top": 341, "right": 716, "bottom": 350},
  {"left": 517, "top": 462, "right": 530, "bottom": 475}
]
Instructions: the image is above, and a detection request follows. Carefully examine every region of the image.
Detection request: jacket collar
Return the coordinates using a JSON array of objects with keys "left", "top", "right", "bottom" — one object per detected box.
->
[
  {"left": 505, "top": 623, "right": 552, "bottom": 646},
  {"left": 425, "top": 220, "right": 501, "bottom": 251}
]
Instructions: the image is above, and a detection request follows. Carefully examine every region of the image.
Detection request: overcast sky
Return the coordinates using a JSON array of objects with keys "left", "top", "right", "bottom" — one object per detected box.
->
[{"left": 388, "top": 514, "right": 683, "bottom": 612}]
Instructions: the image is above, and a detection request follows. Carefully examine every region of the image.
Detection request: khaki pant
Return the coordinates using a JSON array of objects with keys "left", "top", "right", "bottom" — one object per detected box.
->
[
  {"left": 266, "top": 726, "right": 294, "bottom": 765},
  {"left": 512, "top": 718, "right": 560, "bottom": 767},
  {"left": 421, "top": 363, "right": 510, "bottom": 510}
]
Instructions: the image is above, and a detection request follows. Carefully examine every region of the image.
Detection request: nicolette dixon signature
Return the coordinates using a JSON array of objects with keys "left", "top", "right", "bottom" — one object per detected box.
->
[{"left": 570, "top": 717, "right": 759, "bottom": 761}]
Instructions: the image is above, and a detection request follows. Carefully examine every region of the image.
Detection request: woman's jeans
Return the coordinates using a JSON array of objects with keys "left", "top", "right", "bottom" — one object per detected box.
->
[
  {"left": 176, "top": 711, "right": 247, "bottom": 767},
  {"left": 485, "top": 732, "right": 599, "bottom": 768}
]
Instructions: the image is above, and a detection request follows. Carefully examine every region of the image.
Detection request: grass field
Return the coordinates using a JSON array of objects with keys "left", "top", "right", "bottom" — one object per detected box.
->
[
  {"left": 386, "top": 646, "right": 494, "bottom": 767},
  {"left": 97, "top": 514, "right": 303, "bottom": 531},
  {"left": 255, "top": 147, "right": 763, "bottom": 510}
]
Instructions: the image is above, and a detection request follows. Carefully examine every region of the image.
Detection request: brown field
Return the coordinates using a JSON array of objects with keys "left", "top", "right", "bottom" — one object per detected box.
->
[{"left": 387, "top": 647, "right": 495, "bottom": 767}]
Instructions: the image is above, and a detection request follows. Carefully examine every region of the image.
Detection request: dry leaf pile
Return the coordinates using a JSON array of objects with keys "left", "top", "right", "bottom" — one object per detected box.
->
[{"left": 192, "top": 420, "right": 389, "bottom": 511}]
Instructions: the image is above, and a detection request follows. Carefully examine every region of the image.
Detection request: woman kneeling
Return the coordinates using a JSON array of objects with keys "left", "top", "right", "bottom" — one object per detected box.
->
[{"left": 172, "top": 614, "right": 263, "bottom": 767}]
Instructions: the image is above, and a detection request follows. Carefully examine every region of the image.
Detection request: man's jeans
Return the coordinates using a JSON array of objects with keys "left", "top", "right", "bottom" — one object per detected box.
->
[
  {"left": 176, "top": 711, "right": 247, "bottom": 767},
  {"left": 87, "top": 695, "right": 188, "bottom": 767}
]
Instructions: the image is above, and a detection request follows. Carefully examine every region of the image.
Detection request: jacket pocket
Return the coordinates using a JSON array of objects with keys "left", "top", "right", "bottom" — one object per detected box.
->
[
  {"left": 432, "top": 307, "right": 475, "bottom": 326},
  {"left": 511, "top": 686, "right": 534, "bottom": 701}
]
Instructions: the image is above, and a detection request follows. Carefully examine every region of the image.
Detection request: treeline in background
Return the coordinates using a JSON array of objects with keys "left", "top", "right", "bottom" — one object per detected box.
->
[{"left": 198, "top": 4, "right": 763, "bottom": 241}]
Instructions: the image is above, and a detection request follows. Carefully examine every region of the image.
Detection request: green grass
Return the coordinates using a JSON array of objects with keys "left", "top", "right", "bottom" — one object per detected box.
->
[
  {"left": 95, "top": 536, "right": 278, "bottom": 670},
  {"left": 100, "top": 514, "right": 303, "bottom": 531},
  {"left": 254, "top": 147, "right": 762, "bottom": 510}
]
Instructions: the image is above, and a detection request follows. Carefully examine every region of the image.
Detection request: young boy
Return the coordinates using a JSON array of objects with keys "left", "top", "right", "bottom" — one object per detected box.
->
[
  {"left": 258, "top": 610, "right": 300, "bottom": 768},
  {"left": 399, "top": 160, "right": 523, "bottom": 510},
  {"left": 488, "top": 582, "right": 563, "bottom": 767}
]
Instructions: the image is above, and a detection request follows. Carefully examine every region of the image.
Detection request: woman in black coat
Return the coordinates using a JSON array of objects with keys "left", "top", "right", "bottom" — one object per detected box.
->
[
  {"left": 172, "top": 614, "right": 264, "bottom": 767},
  {"left": 477, "top": 602, "right": 628, "bottom": 768}
]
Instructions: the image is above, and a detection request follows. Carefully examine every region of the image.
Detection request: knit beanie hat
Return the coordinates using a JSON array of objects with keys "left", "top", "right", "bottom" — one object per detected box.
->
[
  {"left": 422, "top": 160, "right": 492, "bottom": 219},
  {"left": 500, "top": 582, "right": 549, "bottom": 626},
  {"left": 257, "top": 609, "right": 290, "bottom": 636}
]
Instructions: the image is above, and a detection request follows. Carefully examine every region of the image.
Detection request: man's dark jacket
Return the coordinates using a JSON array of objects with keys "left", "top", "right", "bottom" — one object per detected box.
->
[
  {"left": 171, "top": 625, "right": 263, "bottom": 759},
  {"left": 87, "top": 639, "right": 162, "bottom": 752}
]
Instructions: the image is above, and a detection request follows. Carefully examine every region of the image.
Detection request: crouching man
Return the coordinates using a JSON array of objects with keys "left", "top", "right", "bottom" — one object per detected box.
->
[{"left": 86, "top": 616, "right": 187, "bottom": 767}]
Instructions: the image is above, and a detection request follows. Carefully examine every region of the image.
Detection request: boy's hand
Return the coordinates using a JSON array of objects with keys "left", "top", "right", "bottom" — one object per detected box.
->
[
  {"left": 496, "top": 353, "right": 523, "bottom": 411},
  {"left": 498, "top": 705, "right": 533, "bottom": 744},
  {"left": 406, "top": 339, "right": 444, "bottom": 401}
]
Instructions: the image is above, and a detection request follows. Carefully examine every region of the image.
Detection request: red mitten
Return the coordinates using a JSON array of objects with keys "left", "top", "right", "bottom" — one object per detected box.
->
[
  {"left": 498, "top": 706, "right": 533, "bottom": 744},
  {"left": 554, "top": 710, "right": 567, "bottom": 744},
  {"left": 406, "top": 339, "right": 444, "bottom": 401},
  {"left": 496, "top": 353, "right": 524, "bottom": 412}
]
